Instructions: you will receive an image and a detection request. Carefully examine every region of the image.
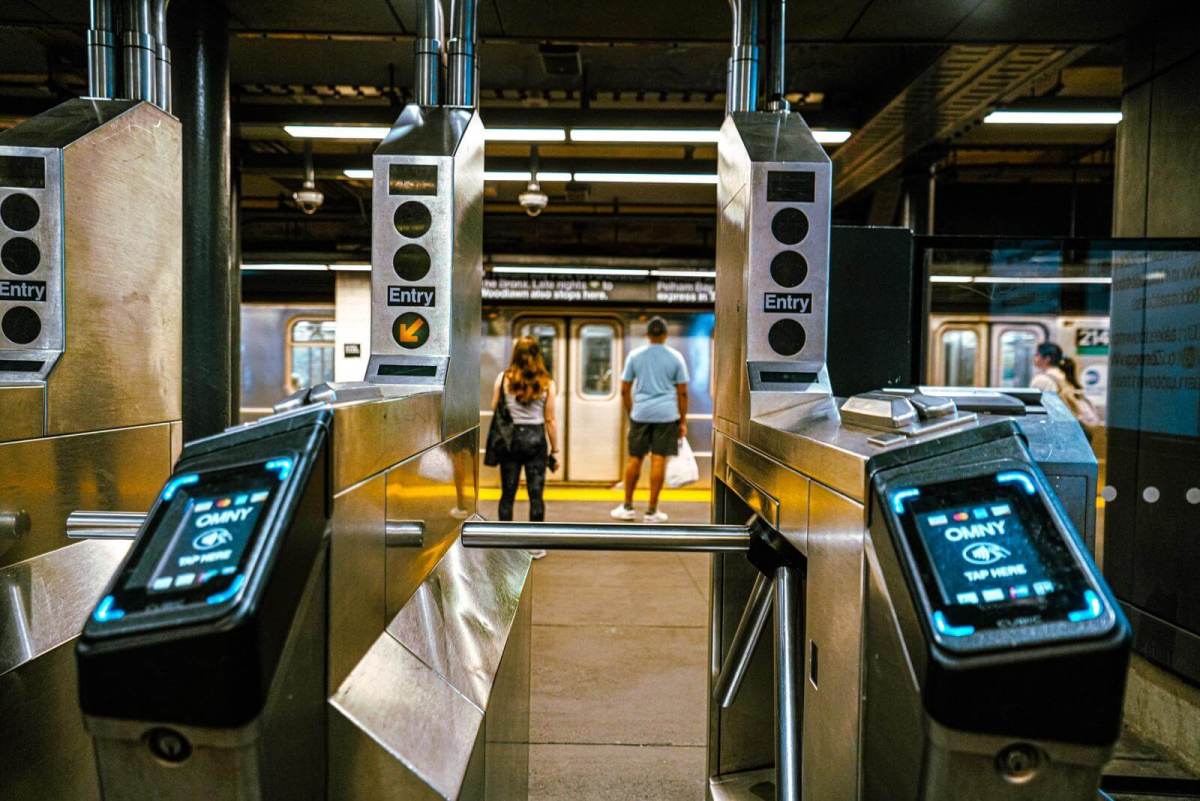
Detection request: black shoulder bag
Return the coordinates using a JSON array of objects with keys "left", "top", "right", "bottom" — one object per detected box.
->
[{"left": 484, "top": 384, "right": 515, "bottom": 466}]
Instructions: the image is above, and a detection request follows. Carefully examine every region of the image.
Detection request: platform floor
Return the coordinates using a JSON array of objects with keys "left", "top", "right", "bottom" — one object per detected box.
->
[{"left": 479, "top": 495, "right": 1200, "bottom": 801}]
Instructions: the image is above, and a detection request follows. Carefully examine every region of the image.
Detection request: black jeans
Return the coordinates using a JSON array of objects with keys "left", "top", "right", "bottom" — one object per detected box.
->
[{"left": 498, "top": 424, "right": 548, "bottom": 522}]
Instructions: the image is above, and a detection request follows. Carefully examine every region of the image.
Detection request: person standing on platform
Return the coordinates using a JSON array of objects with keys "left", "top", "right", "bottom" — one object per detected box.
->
[
  {"left": 612, "top": 317, "right": 690, "bottom": 523},
  {"left": 1031, "top": 342, "right": 1100, "bottom": 436},
  {"left": 492, "top": 336, "right": 559, "bottom": 558}
]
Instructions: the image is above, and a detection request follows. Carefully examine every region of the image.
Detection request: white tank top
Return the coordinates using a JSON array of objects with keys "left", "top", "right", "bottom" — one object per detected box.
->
[{"left": 504, "top": 380, "right": 547, "bottom": 425}]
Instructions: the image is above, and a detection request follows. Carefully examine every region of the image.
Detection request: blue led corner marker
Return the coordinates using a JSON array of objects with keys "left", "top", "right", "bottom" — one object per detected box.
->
[
  {"left": 996, "top": 471, "right": 1037, "bottom": 495},
  {"left": 206, "top": 574, "right": 246, "bottom": 605},
  {"left": 1068, "top": 590, "right": 1105, "bottom": 622},
  {"left": 933, "top": 610, "right": 975, "bottom": 638},
  {"left": 265, "top": 457, "right": 294, "bottom": 481},
  {"left": 93, "top": 594, "right": 126, "bottom": 623},
  {"left": 161, "top": 473, "right": 199, "bottom": 501},
  {"left": 892, "top": 488, "right": 921, "bottom": 515}
]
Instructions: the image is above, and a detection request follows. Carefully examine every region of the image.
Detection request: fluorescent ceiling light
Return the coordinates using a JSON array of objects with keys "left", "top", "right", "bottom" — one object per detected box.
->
[
  {"left": 571, "top": 129, "right": 720, "bottom": 143},
  {"left": 930, "top": 274, "right": 1112, "bottom": 285},
  {"left": 242, "top": 263, "right": 329, "bottom": 272},
  {"left": 484, "top": 128, "right": 567, "bottom": 142},
  {"left": 285, "top": 124, "right": 389, "bottom": 140},
  {"left": 569, "top": 128, "right": 852, "bottom": 145},
  {"left": 343, "top": 169, "right": 372, "bottom": 179},
  {"left": 651, "top": 269, "right": 717, "bottom": 279},
  {"left": 812, "top": 129, "right": 852, "bottom": 144},
  {"left": 483, "top": 170, "right": 574, "bottom": 182},
  {"left": 983, "top": 110, "right": 1122, "bottom": 125},
  {"left": 574, "top": 172, "right": 718, "bottom": 185},
  {"left": 329, "top": 262, "right": 371, "bottom": 272},
  {"left": 491, "top": 265, "right": 651, "bottom": 277}
]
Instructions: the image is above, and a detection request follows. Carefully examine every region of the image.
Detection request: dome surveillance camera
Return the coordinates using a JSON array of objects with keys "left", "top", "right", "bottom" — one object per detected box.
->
[
  {"left": 518, "top": 181, "right": 549, "bottom": 217},
  {"left": 293, "top": 182, "right": 324, "bottom": 215}
]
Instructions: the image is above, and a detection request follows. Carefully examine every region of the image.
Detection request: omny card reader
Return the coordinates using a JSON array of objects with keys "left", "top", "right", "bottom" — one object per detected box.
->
[
  {"left": 863, "top": 420, "right": 1130, "bottom": 800},
  {"left": 77, "top": 406, "right": 332, "bottom": 800}
]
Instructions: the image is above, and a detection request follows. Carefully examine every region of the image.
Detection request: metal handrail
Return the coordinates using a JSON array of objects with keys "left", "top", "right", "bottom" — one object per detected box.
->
[{"left": 461, "top": 521, "right": 753, "bottom": 552}]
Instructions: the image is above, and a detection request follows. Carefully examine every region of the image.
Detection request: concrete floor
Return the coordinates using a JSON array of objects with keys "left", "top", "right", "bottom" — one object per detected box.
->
[
  {"left": 481, "top": 496, "right": 1200, "bottom": 801},
  {"left": 480, "top": 497, "right": 711, "bottom": 801}
]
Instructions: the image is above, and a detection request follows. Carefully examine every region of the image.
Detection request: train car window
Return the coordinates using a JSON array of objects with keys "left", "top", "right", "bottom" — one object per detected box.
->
[
  {"left": 579, "top": 323, "right": 616, "bottom": 398},
  {"left": 288, "top": 318, "right": 336, "bottom": 393},
  {"left": 518, "top": 321, "right": 559, "bottom": 379},
  {"left": 941, "top": 329, "right": 978, "bottom": 386},
  {"left": 997, "top": 329, "right": 1039, "bottom": 387}
]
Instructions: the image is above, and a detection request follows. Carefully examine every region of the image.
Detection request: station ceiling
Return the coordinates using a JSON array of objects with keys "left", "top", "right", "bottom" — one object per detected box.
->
[{"left": 0, "top": 1, "right": 1182, "bottom": 262}]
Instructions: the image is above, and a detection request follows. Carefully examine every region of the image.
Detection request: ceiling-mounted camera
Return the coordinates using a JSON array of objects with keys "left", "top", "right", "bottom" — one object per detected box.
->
[{"left": 518, "top": 180, "right": 549, "bottom": 217}]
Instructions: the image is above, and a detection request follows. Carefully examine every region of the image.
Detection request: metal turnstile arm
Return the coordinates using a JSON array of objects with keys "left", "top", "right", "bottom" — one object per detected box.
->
[
  {"left": 461, "top": 521, "right": 753, "bottom": 552},
  {"left": 714, "top": 570, "right": 775, "bottom": 708},
  {"left": 66, "top": 511, "right": 146, "bottom": 540}
]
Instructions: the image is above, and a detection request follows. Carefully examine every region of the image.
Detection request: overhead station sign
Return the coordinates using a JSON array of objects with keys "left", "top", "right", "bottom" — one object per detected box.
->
[{"left": 482, "top": 275, "right": 715, "bottom": 305}]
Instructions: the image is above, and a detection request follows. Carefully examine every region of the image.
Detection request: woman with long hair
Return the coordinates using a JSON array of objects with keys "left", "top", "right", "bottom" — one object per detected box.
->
[
  {"left": 1031, "top": 341, "right": 1100, "bottom": 431},
  {"left": 491, "top": 336, "right": 559, "bottom": 534}
]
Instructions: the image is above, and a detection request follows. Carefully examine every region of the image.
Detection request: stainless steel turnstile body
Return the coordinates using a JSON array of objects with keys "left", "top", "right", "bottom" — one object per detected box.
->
[
  {"left": 82, "top": 104, "right": 530, "bottom": 801},
  {"left": 0, "top": 99, "right": 182, "bottom": 801}
]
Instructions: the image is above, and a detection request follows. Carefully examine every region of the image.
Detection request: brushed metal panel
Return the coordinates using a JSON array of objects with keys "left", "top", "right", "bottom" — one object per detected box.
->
[
  {"left": 329, "top": 472, "right": 387, "bottom": 690},
  {"left": 330, "top": 390, "right": 442, "bottom": 493},
  {"left": 0, "top": 384, "right": 43, "bottom": 442},
  {"left": 0, "top": 640, "right": 102, "bottom": 801},
  {"left": 0, "top": 539, "right": 129, "bottom": 673},
  {"left": 0, "top": 422, "right": 174, "bottom": 567},
  {"left": 0, "top": 541, "right": 129, "bottom": 801},
  {"left": 370, "top": 106, "right": 483, "bottom": 440},
  {"left": 386, "top": 538, "right": 531, "bottom": 711},
  {"left": 803, "top": 482, "right": 865, "bottom": 801},
  {"left": 49, "top": 102, "right": 181, "bottom": 434},
  {"left": 484, "top": 574, "right": 531, "bottom": 801},
  {"left": 710, "top": 767, "right": 776, "bottom": 801},
  {"left": 383, "top": 428, "right": 478, "bottom": 618},
  {"left": 330, "top": 633, "right": 485, "bottom": 801}
]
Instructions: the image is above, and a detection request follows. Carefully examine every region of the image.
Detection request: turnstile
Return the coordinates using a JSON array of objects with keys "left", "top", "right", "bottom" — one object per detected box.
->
[
  {"left": 76, "top": 8, "right": 532, "bottom": 793},
  {"left": 0, "top": 96, "right": 182, "bottom": 800}
]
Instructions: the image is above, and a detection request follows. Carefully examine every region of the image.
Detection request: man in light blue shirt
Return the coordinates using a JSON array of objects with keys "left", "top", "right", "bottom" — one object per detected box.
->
[{"left": 612, "top": 317, "right": 690, "bottom": 523}]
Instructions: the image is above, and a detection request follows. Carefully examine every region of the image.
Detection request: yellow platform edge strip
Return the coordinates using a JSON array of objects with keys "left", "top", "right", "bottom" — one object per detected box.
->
[{"left": 478, "top": 486, "right": 712, "bottom": 503}]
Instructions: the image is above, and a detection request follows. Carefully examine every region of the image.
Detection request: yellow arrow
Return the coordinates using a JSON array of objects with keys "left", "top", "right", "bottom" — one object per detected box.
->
[{"left": 397, "top": 317, "right": 425, "bottom": 343}]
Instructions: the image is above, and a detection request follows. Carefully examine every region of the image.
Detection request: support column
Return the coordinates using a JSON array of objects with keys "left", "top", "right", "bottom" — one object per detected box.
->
[{"left": 174, "top": 3, "right": 233, "bottom": 440}]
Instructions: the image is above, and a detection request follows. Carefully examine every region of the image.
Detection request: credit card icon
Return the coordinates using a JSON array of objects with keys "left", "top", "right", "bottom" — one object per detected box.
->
[
  {"left": 928, "top": 514, "right": 948, "bottom": 526},
  {"left": 981, "top": 588, "right": 1005, "bottom": 603},
  {"left": 956, "top": 592, "right": 980, "bottom": 604}
]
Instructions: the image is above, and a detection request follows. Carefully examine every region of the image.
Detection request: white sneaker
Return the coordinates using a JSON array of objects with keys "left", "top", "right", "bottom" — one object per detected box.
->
[
  {"left": 643, "top": 510, "right": 669, "bottom": 523},
  {"left": 610, "top": 504, "right": 638, "bottom": 521}
]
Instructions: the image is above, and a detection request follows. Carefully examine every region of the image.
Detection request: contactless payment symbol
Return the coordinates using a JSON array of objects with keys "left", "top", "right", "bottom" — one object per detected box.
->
[
  {"left": 393, "top": 312, "right": 429, "bottom": 349},
  {"left": 962, "top": 542, "right": 1011, "bottom": 566}
]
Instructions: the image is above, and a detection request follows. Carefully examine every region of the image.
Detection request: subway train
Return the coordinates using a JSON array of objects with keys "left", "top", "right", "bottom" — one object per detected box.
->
[
  {"left": 240, "top": 300, "right": 1112, "bottom": 487},
  {"left": 240, "top": 302, "right": 716, "bottom": 486}
]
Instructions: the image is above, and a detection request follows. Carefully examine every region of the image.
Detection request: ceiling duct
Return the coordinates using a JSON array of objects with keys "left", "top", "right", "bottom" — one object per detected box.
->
[
  {"left": 153, "top": 0, "right": 171, "bottom": 112},
  {"left": 414, "top": 0, "right": 443, "bottom": 106},
  {"left": 446, "top": 0, "right": 480, "bottom": 108},
  {"left": 539, "top": 44, "right": 582, "bottom": 77},
  {"left": 121, "top": 0, "right": 157, "bottom": 103},
  {"left": 724, "top": 0, "right": 760, "bottom": 113},
  {"left": 764, "top": 0, "right": 789, "bottom": 112},
  {"left": 831, "top": 43, "right": 1090, "bottom": 204},
  {"left": 87, "top": 0, "right": 116, "bottom": 98}
]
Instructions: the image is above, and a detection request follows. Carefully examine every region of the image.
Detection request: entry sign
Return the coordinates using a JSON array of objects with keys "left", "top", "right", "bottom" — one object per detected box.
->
[
  {"left": 763, "top": 292, "right": 812, "bottom": 313},
  {"left": 393, "top": 312, "right": 430, "bottom": 349}
]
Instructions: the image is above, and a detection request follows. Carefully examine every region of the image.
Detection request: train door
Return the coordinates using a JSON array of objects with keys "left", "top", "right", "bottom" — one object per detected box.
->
[
  {"left": 929, "top": 320, "right": 988, "bottom": 385},
  {"left": 990, "top": 323, "right": 1049, "bottom": 387},
  {"left": 567, "top": 319, "right": 624, "bottom": 482},
  {"left": 514, "top": 318, "right": 568, "bottom": 480}
]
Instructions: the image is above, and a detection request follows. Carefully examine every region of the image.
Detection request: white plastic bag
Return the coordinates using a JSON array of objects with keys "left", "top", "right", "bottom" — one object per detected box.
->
[{"left": 666, "top": 438, "right": 700, "bottom": 488}]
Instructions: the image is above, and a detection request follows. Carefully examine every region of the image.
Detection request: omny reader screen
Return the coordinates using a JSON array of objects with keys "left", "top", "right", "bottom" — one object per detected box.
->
[
  {"left": 891, "top": 470, "right": 1105, "bottom": 639},
  {"left": 91, "top": 458, "right": 293, "bottom": 627}
]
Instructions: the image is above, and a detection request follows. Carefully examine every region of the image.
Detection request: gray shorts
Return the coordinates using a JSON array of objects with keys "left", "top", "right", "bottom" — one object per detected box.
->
[{"left": 628, "top": 420, "right": 679, "bottom": 458}]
